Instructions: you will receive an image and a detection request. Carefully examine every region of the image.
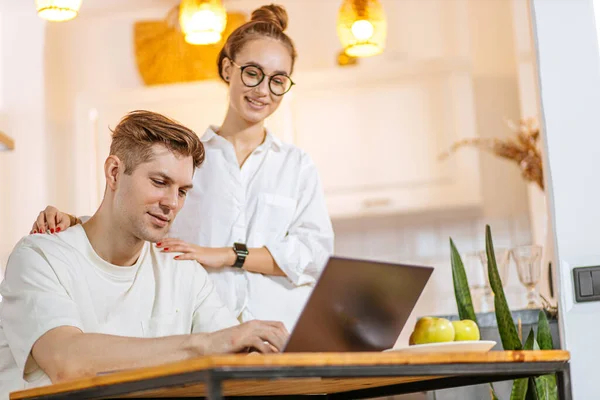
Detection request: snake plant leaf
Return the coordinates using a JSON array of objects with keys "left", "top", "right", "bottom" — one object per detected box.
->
[
  {"left": 534, "top": 310, "right": 558, "bottom": 399},
  {"left": 534, "top": 374, "right": 557, "bottom": 400},
  {"left": 527, "top": 377, "right": 540, "bottom": 400},
  {"left": 536, "top": 310, "right": 554, "bottom": 350},
  {"left": 524, "top": 328, "right": 535, "bottom": 349},
  {"left": 526, "top": 330, "right": 540, "bottom": 400},
  {"left": 511, "top": 378, "right": 529, "bottom": 400},
  {"left": 511, "top": 329, "right": 536, "bottom": 400},
  {"left": 450, "top": 238, "right": 478, "bottom": 324},
  {"left": 486, "top": 225, "right": 522, "bottom": 350}
]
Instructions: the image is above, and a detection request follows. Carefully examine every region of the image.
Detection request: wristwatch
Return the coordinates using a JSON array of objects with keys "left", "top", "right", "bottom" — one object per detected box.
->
[{"left": 232, "top": 242, "right": 249, "bottom": 268}]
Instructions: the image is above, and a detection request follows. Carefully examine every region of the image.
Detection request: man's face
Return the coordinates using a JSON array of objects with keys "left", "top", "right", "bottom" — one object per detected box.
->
[{"left": 114, "top": 144, "right": 194, "bottom": 243}]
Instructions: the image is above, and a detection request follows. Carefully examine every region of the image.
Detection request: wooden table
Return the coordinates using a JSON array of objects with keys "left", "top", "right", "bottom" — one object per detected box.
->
[{"left": 12, "top": 350, "right": 571, "bottom": 400}]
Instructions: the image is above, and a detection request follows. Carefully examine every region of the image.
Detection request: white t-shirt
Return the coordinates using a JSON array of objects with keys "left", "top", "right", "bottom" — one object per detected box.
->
[{"left": 0, "top": 225, "right": 238, "bottom": 398}]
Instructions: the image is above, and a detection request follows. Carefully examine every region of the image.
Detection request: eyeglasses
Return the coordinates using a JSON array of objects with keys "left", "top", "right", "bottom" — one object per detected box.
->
[{"left": 230, "top": 60, "right": 295, "bottom": 96}]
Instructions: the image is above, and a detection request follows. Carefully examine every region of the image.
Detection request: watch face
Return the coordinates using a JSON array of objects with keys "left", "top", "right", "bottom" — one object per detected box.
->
[{"left": 234, "top": 242, "right": 248, "bottom": 254}]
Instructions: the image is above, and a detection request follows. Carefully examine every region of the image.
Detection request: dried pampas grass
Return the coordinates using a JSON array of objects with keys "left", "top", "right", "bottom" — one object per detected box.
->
[{"left": 439, "top": 118, "right": 544, "bottom": 191}]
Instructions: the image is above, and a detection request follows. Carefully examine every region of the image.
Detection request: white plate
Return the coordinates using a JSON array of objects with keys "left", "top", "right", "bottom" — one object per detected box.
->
[{"left": 383, "top": 340, "right": 497, "bottom": 354}]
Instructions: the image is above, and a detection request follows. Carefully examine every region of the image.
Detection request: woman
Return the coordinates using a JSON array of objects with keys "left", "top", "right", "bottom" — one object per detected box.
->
[{"left": 31, "top": 4, "right": 334, "bottom": 331}]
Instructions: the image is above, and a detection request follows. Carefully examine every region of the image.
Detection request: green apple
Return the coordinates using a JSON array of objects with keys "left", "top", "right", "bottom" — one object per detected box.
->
[
  {"left": 409, "top": 317, "right": 455, "bottom": 345},
  {"left": 452, "top": 319, "right": 481, "bottom": 341}
]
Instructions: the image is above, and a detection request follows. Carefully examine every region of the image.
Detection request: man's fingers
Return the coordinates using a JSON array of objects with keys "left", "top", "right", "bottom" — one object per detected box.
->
[
  {"left": 259, "top": 328, "right": 286, "bottom": 351},
  {"left": 278, "top": 324, "right": 290, "bottom": 338},
  {"left": 252, "top": 321, "right": 289, "bottom": 350},
  {"left": 251, "top": 338, "right": 275, "bottom": 354},
  {"left": 263, "top": 320, "right": 289, "bottom": 335}
]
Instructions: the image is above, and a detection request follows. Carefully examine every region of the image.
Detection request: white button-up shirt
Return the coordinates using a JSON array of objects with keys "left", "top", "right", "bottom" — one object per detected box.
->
[{"left": 170, "top": 126, "right": 334, "bottom": 330}]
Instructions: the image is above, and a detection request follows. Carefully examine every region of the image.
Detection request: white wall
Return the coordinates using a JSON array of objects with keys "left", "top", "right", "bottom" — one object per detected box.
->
[
  {"left": 509, "top": 0, "right": 555, "bottom": 301},
  {"left": 466, "top": 0, "right": 530, "bottom": 220},
  {"left": 531, "top": 0, "right": 600, "bottom": 397},
  {"left": 0, "top": 2, "right": 48, "bottom": 272}
]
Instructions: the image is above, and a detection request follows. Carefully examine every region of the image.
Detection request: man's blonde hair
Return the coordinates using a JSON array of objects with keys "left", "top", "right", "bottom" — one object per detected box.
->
[{"left": 109, "top": 110, "right": 204, "bottom": 174}]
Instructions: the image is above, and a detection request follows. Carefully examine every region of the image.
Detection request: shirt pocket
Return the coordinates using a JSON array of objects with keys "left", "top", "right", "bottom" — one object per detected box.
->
[
  {"left": 256, "top": 193, "right": 297, "bottom": 239},
  {"left": 141, "top": 313, "right": 188, "bottom": 337}
]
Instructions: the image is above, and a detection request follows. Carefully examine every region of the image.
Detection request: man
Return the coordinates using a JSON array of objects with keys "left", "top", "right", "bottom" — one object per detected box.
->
[{"left": 0, "top": 111, "right": 287, "bottom": 396}]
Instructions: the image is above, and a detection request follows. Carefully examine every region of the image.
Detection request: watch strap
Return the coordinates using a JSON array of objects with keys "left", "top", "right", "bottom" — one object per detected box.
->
[{"left": 232, "top": 242, "right": 248, "bottom": 268}]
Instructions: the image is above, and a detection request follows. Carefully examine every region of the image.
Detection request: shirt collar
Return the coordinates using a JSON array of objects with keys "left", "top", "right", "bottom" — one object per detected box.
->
[
  {"left": 201, "top": 125, "right": 282, "bottom": 152},
  {"left": 200, "top": 126, "right": 220, "bottom": 143}
]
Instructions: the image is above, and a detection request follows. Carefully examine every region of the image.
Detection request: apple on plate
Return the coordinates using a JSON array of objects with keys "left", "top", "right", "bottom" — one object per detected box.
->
[
  {"left": 452, "top": 319, "right": 481, "bottom": 341},
  {"left": 409, "top": 317, "right": 455, "bottom": 345}
]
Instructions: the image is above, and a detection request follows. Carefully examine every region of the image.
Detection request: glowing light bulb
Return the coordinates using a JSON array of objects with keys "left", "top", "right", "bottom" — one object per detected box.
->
[
  {"left": 179, "top": 0, "right": 227, "bottom": 45},
  {"left": 351, "top": 19, "right": 374, "bottom": 41},
  {"left": 337, "top": 0, "right": 387, "bottom": 58}
]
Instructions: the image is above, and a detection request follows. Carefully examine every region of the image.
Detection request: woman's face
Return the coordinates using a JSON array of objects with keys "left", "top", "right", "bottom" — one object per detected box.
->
[{"left": 222, "top": 38, "right": 293, "bottom": 125}]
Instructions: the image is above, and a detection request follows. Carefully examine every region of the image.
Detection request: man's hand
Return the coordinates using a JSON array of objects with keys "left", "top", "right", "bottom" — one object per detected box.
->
[
  {"left": 30, "top": 206, "right": 77, "bottom": 234},
  {"left": 157, "top": 239, "right": 235, "bottom": 268},
  {"left": 204, "top": 320, "right": 289, "bottom": 354}
]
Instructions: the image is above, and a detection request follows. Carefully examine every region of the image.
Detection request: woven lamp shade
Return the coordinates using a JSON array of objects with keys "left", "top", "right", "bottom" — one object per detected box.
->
[
  {"left": 36, "top": 0, "right": 82, "bottom": 22},
  {"left": 337, "top": 0, "right": 387, "bottom": 57},
  {"left": 134, "top": 9, "right": 247, "bottom": 85}
]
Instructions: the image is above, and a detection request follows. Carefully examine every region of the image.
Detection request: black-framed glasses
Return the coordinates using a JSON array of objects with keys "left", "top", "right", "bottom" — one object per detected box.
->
[{"left": 230, "top": 60, "right": 295, "bottom": 96}]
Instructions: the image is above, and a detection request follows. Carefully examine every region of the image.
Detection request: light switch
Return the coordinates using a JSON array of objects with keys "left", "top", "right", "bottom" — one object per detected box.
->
[
  {"left": 574, "top": 266, "right": 600, "bottom": 302},
  {"left": 579, "top": 270, "right": 593, "bottom": 296},
  {"left": 592, "top": 271, "right": 600, "bottom": 295}
]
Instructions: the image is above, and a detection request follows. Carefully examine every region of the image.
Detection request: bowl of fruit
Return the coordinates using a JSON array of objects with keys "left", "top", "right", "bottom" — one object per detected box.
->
[{"left": 384, "top": 317, "right": 496, "bottom": 353}]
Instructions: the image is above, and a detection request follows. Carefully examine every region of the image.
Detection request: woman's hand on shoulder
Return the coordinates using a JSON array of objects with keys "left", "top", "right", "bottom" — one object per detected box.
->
[
  {"left": 30, "top": 206, "right": 78, "bottom": 234},
  {"left": 157, "top": 239, "right": 236, "bottom": 269}
]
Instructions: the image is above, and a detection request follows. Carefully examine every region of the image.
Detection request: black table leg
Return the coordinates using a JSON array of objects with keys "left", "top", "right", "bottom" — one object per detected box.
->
[
  {"left": 206, "top": 372, "right": 223, "bottom": 400},
  {"left": 557, "top": 363, "right": 572, "bottom": 400}
]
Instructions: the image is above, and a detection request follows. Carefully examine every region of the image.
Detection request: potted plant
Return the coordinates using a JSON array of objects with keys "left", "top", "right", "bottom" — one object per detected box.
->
[{"left": 450, "top": 225, "right": 557, "bottom": 400}]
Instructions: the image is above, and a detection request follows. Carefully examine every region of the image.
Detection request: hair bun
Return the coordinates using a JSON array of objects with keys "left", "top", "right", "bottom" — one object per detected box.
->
[{"left": 251, "top": 4, "right": 288, "bottom": 31}]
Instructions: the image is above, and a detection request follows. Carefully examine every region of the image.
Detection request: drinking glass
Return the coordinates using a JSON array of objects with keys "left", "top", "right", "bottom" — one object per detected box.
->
[
  {"left": 477, "top": 248, "right": 511, "bottom": 311},
  {"left": 512, "top": 245, "right": 542, "bottom": 309},
  {"left": 478, "top": 248, "right": 511, "bottom": 287},
  {"left": 462, "top": 252, "right": 488, "bottom": 312}
]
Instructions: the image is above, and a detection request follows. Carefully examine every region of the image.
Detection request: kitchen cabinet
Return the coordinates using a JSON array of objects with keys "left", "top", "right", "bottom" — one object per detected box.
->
[
  {"left": 290, "top": 58, "right": 482, "bottom": 219},
  {"left": 73, "top": 58, "right": 484, "bottom": 219}
]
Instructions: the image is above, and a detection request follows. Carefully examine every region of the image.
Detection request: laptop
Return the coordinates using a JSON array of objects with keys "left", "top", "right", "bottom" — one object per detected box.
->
[{"left": 283, "top": 256, "right": 434, "bottom": 353}]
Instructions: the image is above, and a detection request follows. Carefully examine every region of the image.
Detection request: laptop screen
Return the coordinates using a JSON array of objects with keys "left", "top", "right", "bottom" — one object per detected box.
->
[{"left": 283, "top": 257, "right": 434, "bottom": 353}]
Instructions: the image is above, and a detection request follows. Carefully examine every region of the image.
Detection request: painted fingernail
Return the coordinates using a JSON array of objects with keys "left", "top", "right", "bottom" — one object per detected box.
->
[
  {"left": 164, "top": 248, "right": 169, "bottom": 251},
  {"left": 33, "top": 230, "right": 37, "bottom": 234},
  {"left": 50, "top": 229, "right": 55, "bottom": 234},
  {"left": 156, "top": 242, "right": 162, "bottom": 246},
  {"left": 174, "top": 256, "right": 179, "bottom": 259},
  {"left": 56, "top": 227, "right": 61, "bottom": 232}
]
